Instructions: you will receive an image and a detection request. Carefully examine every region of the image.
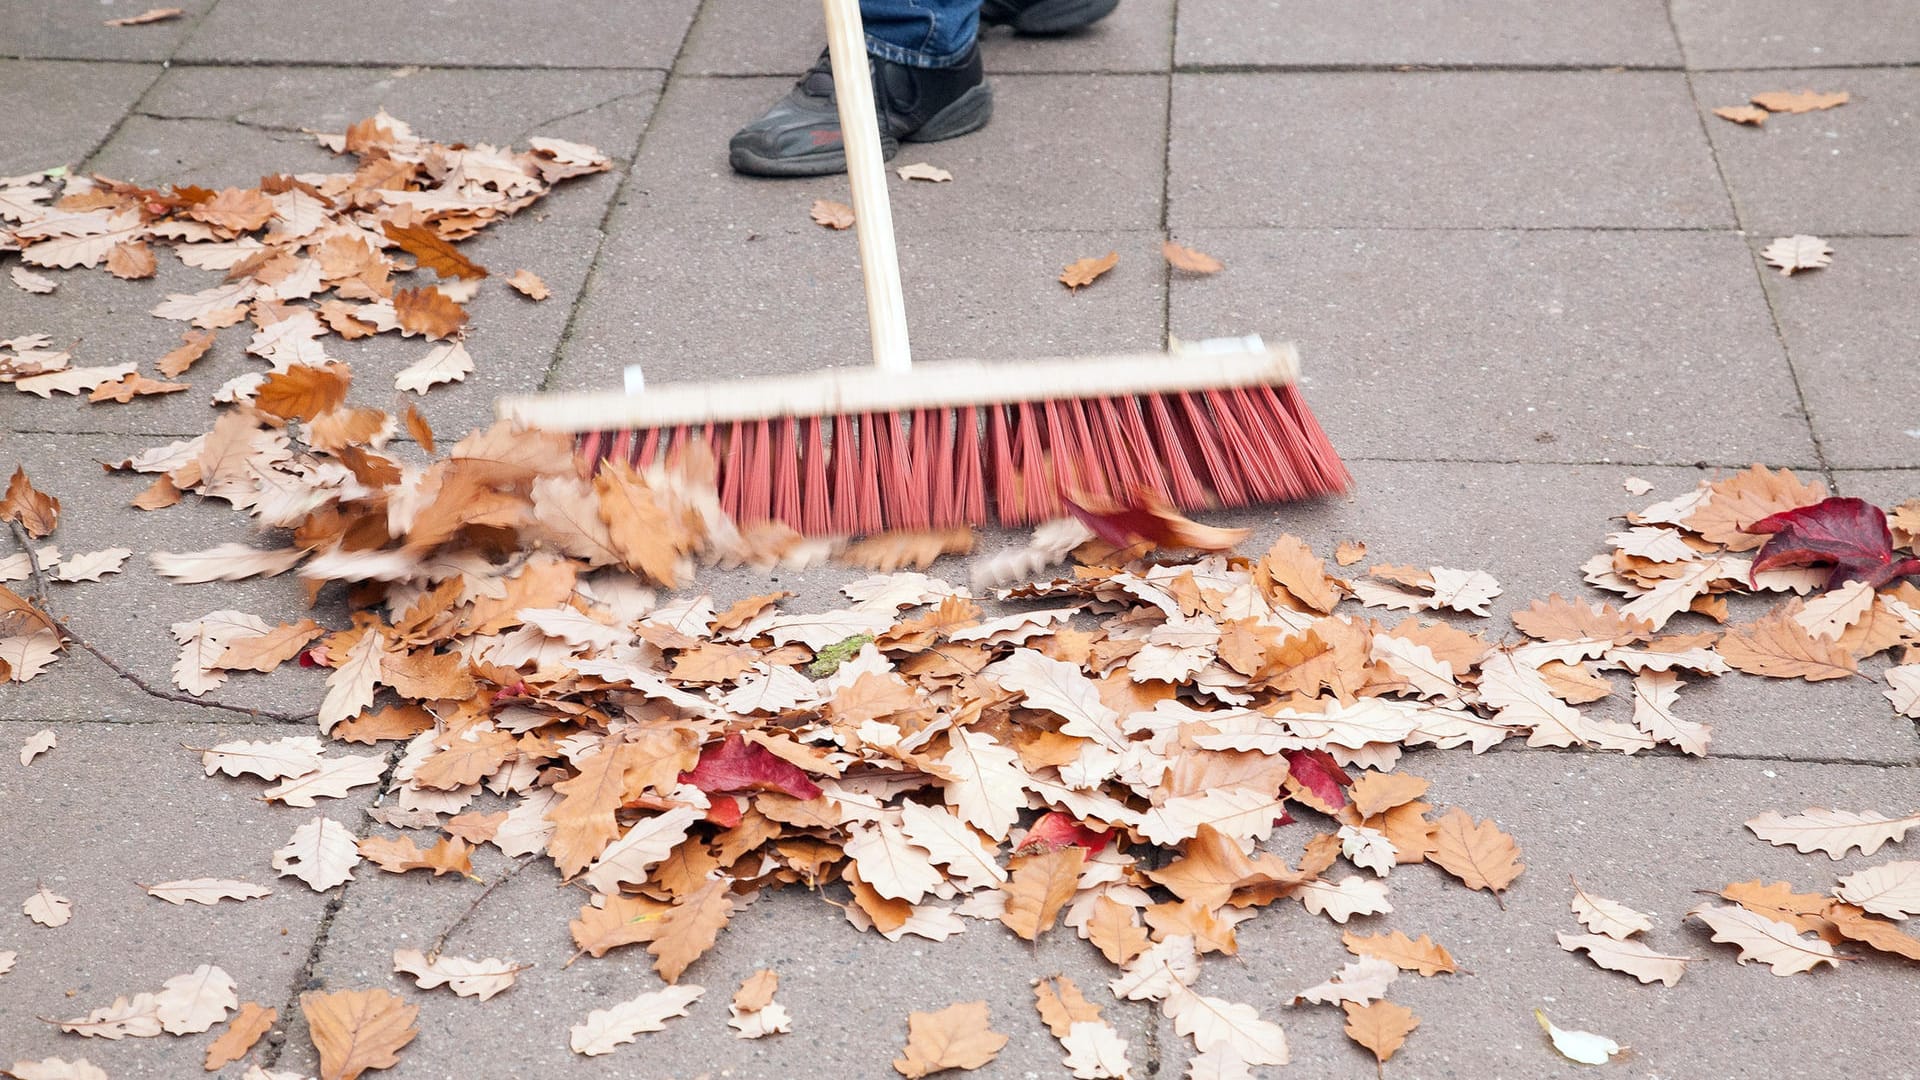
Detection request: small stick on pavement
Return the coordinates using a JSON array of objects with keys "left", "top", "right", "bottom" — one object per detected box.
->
[
  {"left": 8, "top": 520, "right": 314, "bottom": 724},
  {"left": 428, "top": 853, "right": 538, "bottom": 961}
]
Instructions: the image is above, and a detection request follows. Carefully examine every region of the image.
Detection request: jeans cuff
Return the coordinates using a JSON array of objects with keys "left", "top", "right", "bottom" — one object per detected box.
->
[{"left": 864, "top": 31, "right": 971, "bottom": 69}]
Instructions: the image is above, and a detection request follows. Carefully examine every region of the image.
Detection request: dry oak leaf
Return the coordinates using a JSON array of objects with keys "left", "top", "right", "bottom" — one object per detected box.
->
[
  {"left": 2, "top": 467, "right": 59, "bottom": 537},
  {"left": 568, "top": 893, "right": 670, "bottom": 960},
  {"left": 391, "top": 286, "right": 468, "bottom": 341},
  {"left": 1347, "top": 771, "right": 1431, "bottom": 819},
  {"left": 1688, "top": 904, "right": 1841, "bottom": 975},
  {"left": 200, "top": 736, "right": 325, "bottom": 780},
  {"left": 204, "top": 1002, "right": 277, "bottom": 1071},
  {"left": 1262, "top": 533, "right": 1338, "bottom": 613},
  {"left": 1084, "top": 894, "right": 1152, "bottom": 966},
  {"left": 156, "top": 964, "right": 238, "bottom": 1035},
  {"left": 105, "top": 240, "right": 158, "bottom": 280},
  {"left": 22, "top": 886, "right": 72, "bottom": 927},
  {"left": 896, "top": 162, "right": 953, "bottom": 182},
  {"left": 1536, "top": 1010, "right": 1622, "bottom": 1066},
  {"left": 10, "top": 266, "right": 58, "bottom": 293},
  {"left": 1168, "top": 988, "right": 1290, "bottom": 1067},
  {"left": 1064, "top": 488, "right": 1249, "bottom": 553},
  {"left": 1291, "top": 955, "right": 1398, "bottom": 1007},
  {"left": 104, "top": 6, "right": 183, "bottom": 24},
  {"left": 1557, "top": 932, "right": 1691, "bottom": 986},
  {"left": 0, "top": 950, "right": 12, "bottom": 976},
  {"left": 88, "top": 372, "right": 188, "bottom": 403},
  {"left": 1341, "top": 930, "right": 1456, "bottom": 976},
  {"left": 841, "top": 527, "right": 976, "bottom": 572},
  {"left": 570, "top": 984, "right": 703, "bottom": 1056},
  {"left": 381, "top": 222, "right": 487, "bottom": 281},
  {"left": 1716, "top": 612, "right": 1857, "bottom": 681},
  {"left": 1751, "top": 89, "right": 1849, "bottom": 113},
  {"left": 394, "top": 341, "right": 474, "bottom": 394},
  {"left": 52, "top": 549, "right": 132, "bottom": 583},
  {"left": 188, "top": 188, "right": 276, "bottom": 234},
  {"left": 999, "top": 845, "right": 1086, "bottom": 941},
  {"left": 1824, "top": 902, "right": 1920, "bottom": 961},
  {"left": 1762, "top": 234, "right": 1833, "bottom": 276},
  {"left": 1684, "top": 464, "right": 1826, "bottom": 550},
  {"left": 1746, "top": 807, "right": 1920, "bottom": 859},
  {"left": 1343, "top": 1000, "right": 1418, "bottom": 1066},
  {"left": 594, "top": 460, "right": 686, "bottom": 585},
  {"left": 143, "top": 879, "right": 272, "bottom": 906},
  {"left": 1059, "top": 251, "right": 1118, "bottom": 292},
  {"left": 1834, "top": 861, "right": 1920, "bottom": 920},
  {"left": 1718, "top": 880, "right": 1839, "bottom": 939},
  {"left": 157, "top": 329, "right": 216, "bottom": 378},
  {"left": 1713, "top": 104, "right": 1769, "bottom": 126},
  {"left": 1511, "top": 594, "right": 1652, "bottom": 645},
  {"left": 56, "top": 993, "right": 161, "bottom": 1038},
  {"left": 1569, "top": 876, "right": 1653, "bottom": 939},
  {"left": 216, "top": 619, "right": 325, "bottom": 673},
  {"left": 392, "top": 949, "right": 526, "bottom": 1001},
  {"left": 1058, "top": 1020, "right": 1131, "bottom": 1079},
  {"left": 317, "top": 631, "right": 385, "bottom": 735},
  {"left": 262, "top": 753, "right": 388, "bottom": 807},
  {"left": 893, "top": 1000, "right": 1010, "bottom": 1078},
  {"left": 810, "top": 198, "right": 855, "bottom": 229},
  {"left": 255, "top": 362, "right": 349, "bottom": 422},
  {"left": 734, "top": 969, "right": 780, "bottom": 1013},
  {"left": 1162, "top": 240, "right": 1223, "bottom": 274},
  {"left": 301, "top": 987, "right": 419, "bottom": 1080},
  {"left": 272, "top": 815, "right": 361, "bottom": 891},
  {"left": 649, "top": 879, "right": 735, "bottom": 984},
  {"left": 1427, "top": 807, "right": 1523, "bottom": 902},
  {"left": 19, "top": 728, "right": 55, "bottom": 766}
]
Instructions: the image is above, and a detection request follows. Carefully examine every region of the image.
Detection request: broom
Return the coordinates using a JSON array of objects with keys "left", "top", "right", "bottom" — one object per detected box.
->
[{"left": 496, "top": 0, "right": 1348, "bottom": 536}]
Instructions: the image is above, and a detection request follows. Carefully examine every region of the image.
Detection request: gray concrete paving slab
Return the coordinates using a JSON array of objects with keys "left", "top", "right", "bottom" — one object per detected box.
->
[
  {"left": 556, "top": 223, "right": 1166, "bottom": 397},
  {"left": 175, "top": 0, "right": 700, "bottom": 69},
  {"left": 1757, "top": 237, "right": 1920, "bottom": 470},
  {"left": 679, "top": 0, "right": 1173, "bottom": 75},
  {"left": 0, "top": 0, "right": 213, "bottom": 62},
  {"left": 0, "top": 718, "right": 372, "bottom": 1075},
  {"left": 1169, "top": 71, "right": 1732, "bottom": 230},
  {"left": 138, "top": 65, "right": 665, "bottom": 166},
  {"left": 0, "top": 433, "right": 340, "bottom": 723},
  {"left": 1166, "top": 228, "right": 1816, "bottom": 466},
  {"left": 0, "top": 60, "right": 158, "bottom": 176},
  {"left": 1670, "top": 0, "right": 1920, "bottom": 69},
  {"left": 1175, "top": 0, "right": 1680, "bottom": 68},
  {"left": 1200, "top": 752, "right": 1920, "bottom": 1078},
  {"left": 283, "top": 843, "right": 1156, "bottom": 1078},
  {"left": 1694, "top": 68, "right": 1920, "bottom": 238},
  {"left": 616, "top": 74, "right": 1166, "bottom": 234},
  {"left": 1833, "top": 469, "right": 1920, "bottom": 509}
]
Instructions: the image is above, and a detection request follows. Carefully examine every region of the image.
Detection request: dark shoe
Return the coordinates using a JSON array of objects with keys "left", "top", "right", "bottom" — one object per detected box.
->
[
  {"left": 728, "top": 46, "right": 994, "bottom": 177},
  {"left": 981, "top": 0, "right": 1118, "bottom": 35}
]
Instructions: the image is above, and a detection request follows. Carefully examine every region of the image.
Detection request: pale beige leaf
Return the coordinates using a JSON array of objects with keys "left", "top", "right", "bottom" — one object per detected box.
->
[
  {"left": 1884, "top": 665, "right": 1920, "bottom": 718},
  {"left": 1557, "top": 932, "right": 1691, "bottom": 986},
  {"left": 1536, "top": 1010, "right": 1622, "bottom": 1065},
  {"left": 144, "top": 878, "right": 271, "bottom": 906},
  {"left": 1834, "top": 861, "right": 1920, "bottom": 920},
  {"left": 506, "top": 269, "right": 550, "bottom": 299},
  {"left": 262, "top": 753, "right": 387, "bottom": 807},
  {"left": 1291, "top": 956, "right": 1398, "bottom": 1006},
  {"left": 810, "top": 199, "right": 855, "bottom": 230},
  {"left": 1108, "top": 934, "right": 1199, "bottom": 1002},
  {"left": 1688, "top": 904, "right": 1840, "bottom": 974},
  {"left": 1337, "top": 824, "right": 1396, "bottom": 877},
  {"left": 579, "top": 804, "right": 704, "bottom": 894},
  {"left": 1167, "top": 988, "right": 1288, "bottom": 1066},
  {"left": 895, "top": 162, "right": 953, "bottom": 182},
  {"left": 22, "top": 886, "right": 72, "bottom": 927},
  {"left": 1059, "top": 1019, "right": 1132, "bottom": 1079},
  {"left": 392, "top": 948, "right": 526, "bottom": 1001},
  {"left": 728, "top": 1000, "right": 793, "bottom": 1038},
  {"left": 50, "top": 549, "right": 130, "bottom": 583},
  {"left": 318, "top": 632, "right": 384, "bottom": 735},
  {"left": 940, "top": 728, "right": 1029, "bottom": 841},
  {"left": 12, "top": 362, "right": 136, "bottom": 398},
  {"left": 394, "top": 342, "right": 473, "bottom": 394},
  {"left": 1713, "top": 104, "right": 1769, "bottom": 126},
  {"left": 893, "top": 1000, "right": 1009, "bottom": 1078},
  {"left": 0, "top": 630, "right": 60, "bottom": 682},
  {"left": 200, "top": 736, "right": 326, "bottom": 780},
  {"left": 272, "top": 816, "right": 361, "bottom": 891},
  {"left": 1762, "top": 234, "right": 1833, "bottom": 276},
  {"left": 19, "top": 728, "right": 54, "bottom": 766},
  {"left": 1794, "top": 580, "right": 1875, "bottom": 639},
  {"left": 897, "top": 801, "right": 1007, "bottom": 890},
  {"left": 6, "top": 1058, "right": 110, "bottom": 1080},
  {"left": 150, "top": 544, "right": 304, "bottom": 583},
  {"left": 1745, "top": 807, "right": 1920, "bottom": 859},
  {"left": 155, "top": 963, "right": 238, "bottom": 1034},
  {"left": 171, "top": 609, "right": 272, "bottom": 697},
  {"left": 1628, "top": 670, "right": 1710, "bottom": 756},
  {"left": 1569, "top": 876, "right": 1653, "bottom": 939},
  {"left": 1295, "top": 875, "right": 1392, "bottom": 923},
  {"left": 1340, "top": 930, "right": 1456, "bottom": 976},
  {"left": 58, "top": 993, "right": 161, "bottom": 1038},
  {"left": 10, "top": 266, "right": 57, "bottom": 293}
]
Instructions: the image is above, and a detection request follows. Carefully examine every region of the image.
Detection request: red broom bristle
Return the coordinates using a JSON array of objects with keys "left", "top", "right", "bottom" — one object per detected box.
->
[{"left": 582, "top": 381, "right": 1347, "bottom": 534}]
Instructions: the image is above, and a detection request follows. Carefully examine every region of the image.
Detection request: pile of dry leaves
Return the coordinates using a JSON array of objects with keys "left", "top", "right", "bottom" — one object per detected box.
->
[{"left": 5, "top": 112, "right": 1920, "bottom": 1080}]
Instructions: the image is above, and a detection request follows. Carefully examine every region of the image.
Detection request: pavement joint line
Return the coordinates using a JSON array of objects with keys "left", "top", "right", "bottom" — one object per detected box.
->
[
  {"left": 261, "top": 739, "right": 412, "bottom": 1069},
  {"left": 5, "top": 55, "right": 674, "bottom": 73},
  {"left": 1154, "top": 0, "right": 1178, "bottom": 351},
  {"left": 1476, "top": 742, "right": 1920, "bottom": 769},
  {"left": 539, "top": 0, "right": 705, "bottom": 394}
]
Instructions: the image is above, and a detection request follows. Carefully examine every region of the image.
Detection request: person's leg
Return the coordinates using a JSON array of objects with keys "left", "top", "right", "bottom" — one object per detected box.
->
[
  {"left": 979, "top": 0, "right": 1118, "bottom": 35},
  {"left": 729, "top": 0, "right": 992, "bottom": 178}
]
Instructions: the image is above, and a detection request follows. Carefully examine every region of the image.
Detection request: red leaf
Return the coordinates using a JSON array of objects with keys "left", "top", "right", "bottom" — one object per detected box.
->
[
  {"left": 1285, "top": 749, "right": 1352, "bottom": 809},
  {"left": 679, "top": 733, "right": 822, "bottom": 800},
  {"left": 704, "top": 795, "right": 745, "bottom": 828},
  {"left": 1062, "top": 488, "right": 1251, "bottom": 553},
  {"left": 1012, "top": 811, "right": 1112, "bottom": 855},
  {"left": 1749, "top": 497, "right": 1920, "bottom": 591}
]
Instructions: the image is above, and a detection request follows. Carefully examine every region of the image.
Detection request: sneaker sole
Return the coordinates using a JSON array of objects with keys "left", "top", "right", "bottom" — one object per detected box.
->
[
  {"left": 729, "top": 84, "right": 993, "bottom": 176},
  {"left": 984, "top": 0, "right": 1119, "bottom": 35}
]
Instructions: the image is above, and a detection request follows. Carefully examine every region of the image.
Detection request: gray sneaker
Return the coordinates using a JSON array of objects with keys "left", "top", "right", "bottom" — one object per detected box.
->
[
  {"left": 981, "top": 0, "right": 1119, "bottom": 35},
  {"left": 728, "top": 45, "right": 994, "bottom": 178}
]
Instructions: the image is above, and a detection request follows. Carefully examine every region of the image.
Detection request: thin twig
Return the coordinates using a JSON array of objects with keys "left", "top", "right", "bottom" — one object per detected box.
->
[
  {"left": 428, "top": 853, "right": 537, "bottom": 961},
  {"left": 8, "top": 520, "right": 315, "bottom": 724}
]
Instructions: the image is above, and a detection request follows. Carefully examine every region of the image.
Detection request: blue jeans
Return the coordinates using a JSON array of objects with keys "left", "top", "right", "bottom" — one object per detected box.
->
[{"left": 863, "top": 0, "right": 979, "bottom": 68}]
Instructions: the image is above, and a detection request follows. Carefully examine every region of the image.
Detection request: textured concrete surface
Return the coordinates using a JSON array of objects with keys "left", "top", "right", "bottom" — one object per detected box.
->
[
  {"left": 1169, "top": 72, "right": 1733, "bottom": 230},
  {"left": 1695, "top": 68, "right": 1920, "bottom": 237},
  {"left": 0, "top": 720, "right": 371, "bottom": 1076},
  {"left": 1175, "top": 0, "right": 1681, "bottom": 68},
  {"left": 5, "top": 0, "right": 1919, "bottom": 1077},
  {"left": 1167, "top": 229, "right": 1816, "bottom": 465}
]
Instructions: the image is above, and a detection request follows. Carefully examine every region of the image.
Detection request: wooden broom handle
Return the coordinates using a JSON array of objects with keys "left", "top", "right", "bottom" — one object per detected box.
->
[{"left": 823, "top": 0, "right": 913, "bottom": 373}]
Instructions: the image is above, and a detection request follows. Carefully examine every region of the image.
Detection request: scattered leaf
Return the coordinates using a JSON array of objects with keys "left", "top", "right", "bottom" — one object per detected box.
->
[
  {"left": 896, "top": 162, "right": 953, "bottom": 182},
  {"left": 301, "top": 987, "right": 419, "bottom": 1080},
  {"left": 1762, "top": 234, "right": 1833, "bottom": 276},
  {"left": 1162, "top": 241, "right": 1223, "bottom": 274},
  {"left": 1750, "top": 89, "right": 1849, "bottom": 113},
  {"left": 1059, "top": 251, "right": 1118, "bottom": 292},
  {"left": 893, "top": 1000, "right": 1008, "bottom": 1078},
  {"left": 810, "top": 199, "right": 855, "bottom": 229}
]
